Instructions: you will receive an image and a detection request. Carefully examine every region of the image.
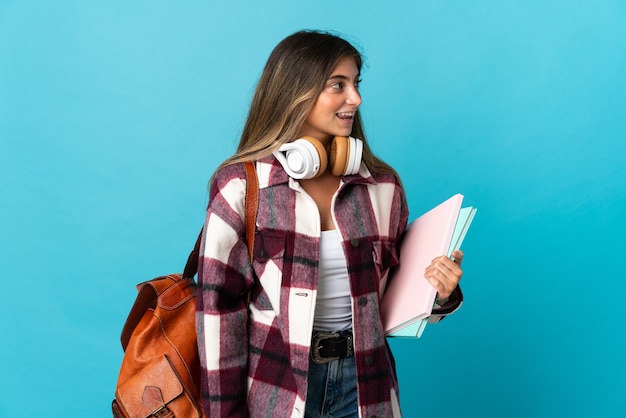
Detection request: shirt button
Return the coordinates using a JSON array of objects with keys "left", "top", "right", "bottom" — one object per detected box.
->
[
  {"left": 358, "top": 296, "right": 367, "bottom": 306},
  {"left": 365, "top": 356, "right": 374, "bottom": 366},
  {"left": 350, "top": 238, "right": 360, "bottom": 247}
]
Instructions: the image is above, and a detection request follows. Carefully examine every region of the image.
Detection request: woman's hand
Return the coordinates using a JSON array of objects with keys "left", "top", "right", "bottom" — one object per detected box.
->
[{"left": 424, "top": 250, "right": 463, "bottom": 299}]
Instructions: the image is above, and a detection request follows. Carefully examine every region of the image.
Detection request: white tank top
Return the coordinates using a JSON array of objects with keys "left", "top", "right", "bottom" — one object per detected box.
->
[{"left": 313, "top": 230, "right": 352, "bottom": 331}]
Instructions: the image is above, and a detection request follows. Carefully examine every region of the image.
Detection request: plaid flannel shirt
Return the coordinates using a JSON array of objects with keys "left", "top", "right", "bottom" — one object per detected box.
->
[{"left": 197, "top": 155, "right": 409, "bottom": 418}]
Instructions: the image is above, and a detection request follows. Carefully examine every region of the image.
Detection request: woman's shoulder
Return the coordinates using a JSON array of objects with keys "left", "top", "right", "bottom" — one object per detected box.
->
[
  {"left": 367, "top": 167, "right": 404, "bottom": 189},
  {"left": 212, "top": 161, "right": 247, "bottom": 181},
  {"left": 208, "top": 162, "right": 249, "bottom": 199},
  {"left": 365, "top": 168, "right": 408, "bottom": 209}
]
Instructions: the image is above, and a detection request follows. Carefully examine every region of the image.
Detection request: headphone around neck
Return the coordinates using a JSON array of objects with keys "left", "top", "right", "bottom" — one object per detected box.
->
[{"left": 273, "top": 136, "right": 363, "bottom": 179}]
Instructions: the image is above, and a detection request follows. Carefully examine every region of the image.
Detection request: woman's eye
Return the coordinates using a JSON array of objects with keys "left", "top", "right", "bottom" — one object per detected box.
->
[{"left": 328, "top": 78, "right": 360, "bottom": 91}]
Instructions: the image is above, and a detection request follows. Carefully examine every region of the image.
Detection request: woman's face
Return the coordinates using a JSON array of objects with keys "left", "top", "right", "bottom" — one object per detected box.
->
[{"left": 299, "top": 56, "right": 362, "bottom": 145}]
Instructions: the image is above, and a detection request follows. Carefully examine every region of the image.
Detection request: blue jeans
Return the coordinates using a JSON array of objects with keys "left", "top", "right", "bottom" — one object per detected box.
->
[{"left": 304, "top": 355, "right": 358, "bottom": 418}]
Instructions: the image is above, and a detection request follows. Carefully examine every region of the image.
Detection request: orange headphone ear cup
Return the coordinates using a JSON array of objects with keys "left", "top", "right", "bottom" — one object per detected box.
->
[
  {"left": 301, "top": 136, "right": 328, "bottom": 177},
  {"left": 329, "top": 136, "right": 350, "bottom": 176}
]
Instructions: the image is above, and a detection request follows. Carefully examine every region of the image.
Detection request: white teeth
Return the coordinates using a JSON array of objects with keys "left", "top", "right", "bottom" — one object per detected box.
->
[{"left": 337, "top": 112, "right": 354, "bottom": 118}]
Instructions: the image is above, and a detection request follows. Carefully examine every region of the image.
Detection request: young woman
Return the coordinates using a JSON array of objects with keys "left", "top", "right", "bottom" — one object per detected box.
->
[{"left": 196, "top": 30, "right": 464, "bottom": 418}]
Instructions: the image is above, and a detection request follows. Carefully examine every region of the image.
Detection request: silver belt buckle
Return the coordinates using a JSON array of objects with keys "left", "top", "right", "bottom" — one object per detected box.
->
[{"left": 311, "top": 332, "right": 340, "bottom": 364}]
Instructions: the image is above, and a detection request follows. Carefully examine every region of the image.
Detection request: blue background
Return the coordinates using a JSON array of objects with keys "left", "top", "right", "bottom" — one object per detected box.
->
[{"left": 1, "top": 1, "right": 625, "bottom": 417}]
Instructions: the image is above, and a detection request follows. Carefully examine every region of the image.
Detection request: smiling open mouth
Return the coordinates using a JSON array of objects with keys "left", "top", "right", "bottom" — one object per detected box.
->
[{"left": 336, "top": 112, "right": 355, "bottom": 120}]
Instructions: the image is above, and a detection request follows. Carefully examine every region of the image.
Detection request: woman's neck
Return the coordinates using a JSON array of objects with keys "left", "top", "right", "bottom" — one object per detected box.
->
[{"left": 300, "top": 170, "right": 340, "bottom": 231}]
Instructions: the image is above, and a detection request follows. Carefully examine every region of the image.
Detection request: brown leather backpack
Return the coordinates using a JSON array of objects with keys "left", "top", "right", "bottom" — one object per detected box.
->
[{"left": 112, "top": 162, "right": 258, "bottom": 418}]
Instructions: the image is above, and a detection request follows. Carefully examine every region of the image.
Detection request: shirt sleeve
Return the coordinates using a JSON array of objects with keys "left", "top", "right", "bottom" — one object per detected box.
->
[
  {"left": 429, "top": 286, "right": 464, "bottom": 323},
  {"left": 196, "top": 163, "right": 253, "bottom": 418}
]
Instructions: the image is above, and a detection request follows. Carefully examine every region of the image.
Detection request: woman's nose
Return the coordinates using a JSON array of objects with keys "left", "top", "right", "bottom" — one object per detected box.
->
[{"left": 347, "top": 87, "right": 362, "bottom": 106}]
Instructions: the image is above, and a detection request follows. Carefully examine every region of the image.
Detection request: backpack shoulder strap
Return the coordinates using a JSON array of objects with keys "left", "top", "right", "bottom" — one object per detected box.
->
[
  {"left": 243, "top": 161, "right": 259, "bottom": 261},
  {"left": 182, "top": 161, "right": 258, "bottom": 279}
]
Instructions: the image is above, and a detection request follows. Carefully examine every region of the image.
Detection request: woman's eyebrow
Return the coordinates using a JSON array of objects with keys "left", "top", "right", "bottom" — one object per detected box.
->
[{"left": 327, "top": 74, "right": 360, "bottom": 81}]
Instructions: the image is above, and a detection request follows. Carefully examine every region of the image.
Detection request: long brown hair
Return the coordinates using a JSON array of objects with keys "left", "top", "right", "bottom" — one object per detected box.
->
[{"left": 220, "top": 30, "right": 398, "bottom": 177}]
